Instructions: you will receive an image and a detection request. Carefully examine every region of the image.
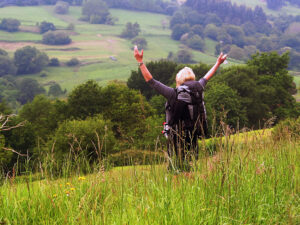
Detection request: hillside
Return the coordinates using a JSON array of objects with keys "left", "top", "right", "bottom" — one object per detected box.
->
[{"left": 0, "top": 6, "right": 231, "bottom": 91}]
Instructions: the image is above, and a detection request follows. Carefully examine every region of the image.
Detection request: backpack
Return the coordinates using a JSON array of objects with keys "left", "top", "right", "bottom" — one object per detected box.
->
[{"left": 163, "top": 80, "right": 208, "bottom": 138}]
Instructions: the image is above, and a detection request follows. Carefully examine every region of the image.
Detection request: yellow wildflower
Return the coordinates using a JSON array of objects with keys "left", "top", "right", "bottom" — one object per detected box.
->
[
  {"left": 78, "top": 176, "right": 86, "bottom": 181},
  {"left": 53, "top": 194, "right": 57, "bottom": 198},
  {"left": 70, "top": 187, "right": 75, "bottom": 191},
  {"left": 66, "top": 182, "right": 71, "bottom": 186}
]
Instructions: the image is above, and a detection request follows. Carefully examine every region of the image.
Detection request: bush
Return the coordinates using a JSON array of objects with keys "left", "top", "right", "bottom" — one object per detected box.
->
[
  {"left": 39, "top": 21, "right": 56, "bottom": 34},
  {"left": 48, "top": 115, "right": 117, "bottom": 163},
  {"left": 120, "top": 22, "right": 141, "bottom": 39},
  {"left": 42, "top": 31, "right": 71, "bottom": 45},
  {"left": 272, "top": 117, "right": 300, "bottom": 141},
  {"left": 185, "top": 34, "right": 205, "bottom": 51},
  {"left": 131, "top": 37, "right": 147, "bottom": 49},
  {"left": 54, "top": 1, "right": 69, "bottom": 14},
  {"left": 48, "top": 82, "right": 65, "bottom": 97},
  {"left": 0, "top": 18, "right": 20, "bottom": 32},
  {"left": 81, "top": 0, "right": 113, "bottom": 25},
  {"left": 66, "top": 58, "right": 79, "bottom": 66},
  {"left": 14, "top": 46, "right": 49, "bottom": 75},
  {"left": 48, "top": 58, "right": 60, "bottom": 66},
  {"left": 0, "top": 55, "right": 16, "bottom": 76}
]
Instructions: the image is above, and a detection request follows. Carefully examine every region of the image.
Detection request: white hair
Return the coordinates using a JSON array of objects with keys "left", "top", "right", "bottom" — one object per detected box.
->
[{"left": 176, "top": 67, "right": 196, "bottom": 87}]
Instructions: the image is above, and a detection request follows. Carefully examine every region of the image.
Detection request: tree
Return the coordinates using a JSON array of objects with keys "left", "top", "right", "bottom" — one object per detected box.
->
[
  {"left": 204, "top": 24, "right": 219, "bottom": 41},
  {"left": 100, "top": 82, "right": 154, "bottom": 142},
  {"left": 0, "top": 18, "right": 20, "bottom": 32},
  {"left": 48, "top": 115, "right": 116, "bottom": 165},
  {"left": 14, "top": 46, "right": 49, "bottom": 75},
  {"left": 185, "top": 34, "right": 205, "bottom": 51},
  {"left": 120, "top": 22, "right": 141, "bottom": 39},
  {"left": 205, "top": 82, "right": 248, "bottom": 132},
  {"left": 68, "top": 80, "right": 104, "bottom": 119},
  {"left": 171, "top": 23, "right": 190, "bottom": 40},
  {"left": 48, "top": 57, "right": 60, "bottom": 66},
  {"left": 128, "top": 60, "right": 178, "bottom": 100},
  {"left": 267, "top": 0, "right": 284, "bottom": 10},
  {"left": 66, "top": 57, "right": 79, "bottom": 66},
  {"left": 131, "top": 37, "right": 147, "bottom": 50},
  {"left": 19, "top": 95, "right": 67, "bottom": 140},
  {"left": 0, "top": 48, "right": 8, "bottom": 56},
  {"left": 42, "top": 31, "right": 71, "bottom": 45},
  {"left": 17, "top": 78, "right": 46, "bottom": 104},
  {"left": 0, "top": 55, "right": 16, "bottom": 76},
  {"left": 228, "top": 45, "right": 247, "bottom": 61},
  {"left": 48, "top": 82, "right": 65, "bottom": 97},
  {"left": 174, "top": 49, "right": 194, "bottom": 64},
  {"left": 81, "top": 0, "right": 113, "bottom": 24},
  {"left": 39, "top": 21, "right": 56, "bottom": 34},
  {"left": 54, "top": 1, "right": 69, "bottom": 14}
]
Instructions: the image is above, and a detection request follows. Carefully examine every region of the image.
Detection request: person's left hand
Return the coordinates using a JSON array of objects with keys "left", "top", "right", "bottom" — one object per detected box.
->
[
  {"left": 134, "top": 45, "right": 143, "bottom": 63},
  {"left": 217, "top": 52, "right": 227, "bottom": 65}
]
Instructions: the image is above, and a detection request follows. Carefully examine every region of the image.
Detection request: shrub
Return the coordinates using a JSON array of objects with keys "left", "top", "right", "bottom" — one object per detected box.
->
[
  {"left": 185, "top": 34, "right": 205, "bottom": 51},
  {"left": 39, "top": 21, "right": 56, "bottom": 34},
  {"left": 42, "top": 31, "right": 71, "bottom": 45},
  {"left": 48, "top": 58, "right": 60, "bottom": 67},
  {"left": 49, "top": 115, "right": 117, "bottom": 163},
  {"left": 0, "top": 55, "right": 16, "bottom": 76},
  {"left": 66, "top": 58, "right": 80, "bottom": 66},
  {"left": 131, "top": 37, "right": 147, "bottom": 49},
  {"left": 0, "top": 18, "right": 20, "bottom": 32},
  {"left": 54, "top": 1, "right": 69, "bottom": 14},
  {"left": 272, "top": 117, "right": 300, "bottom": 141},
  {"left": 120, "top": 22, "right": 141, "bottom": 39},
  {"left": 14, "top": 46, "right": 49, "bottom": 75}
]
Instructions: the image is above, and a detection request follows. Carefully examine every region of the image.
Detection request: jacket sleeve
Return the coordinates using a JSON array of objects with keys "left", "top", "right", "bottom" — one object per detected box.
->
[{"left": 147, "top": 78, "right": 175, "bottom": 100}]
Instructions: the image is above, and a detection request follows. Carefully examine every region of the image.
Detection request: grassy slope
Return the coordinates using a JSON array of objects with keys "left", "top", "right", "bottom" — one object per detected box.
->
[
  {"left": 231, "top": 0, "right": 300, "bottom": 16},
  {"left": 0, "top": 131, "right": 299, "bottom": 224},
  {"left": 0, "top": 6, "right": 235, "bottom": 91}
]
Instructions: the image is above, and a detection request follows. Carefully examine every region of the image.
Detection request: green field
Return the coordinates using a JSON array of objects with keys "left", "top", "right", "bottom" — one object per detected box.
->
[
  {"left": 0, "top": 130, "right": 299, "bottom": 224},
  {"left": 231, "top": 0, "right": 300, "bottom": 16},
  {"left": 0, "top": 6, "right": 237, "bottom": 92}
]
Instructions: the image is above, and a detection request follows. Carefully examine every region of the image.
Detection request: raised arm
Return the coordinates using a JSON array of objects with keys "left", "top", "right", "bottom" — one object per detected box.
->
[
  {"left": 203, "top": 52, "right": 227, "bottom": 81},
  {"left": 133, "top": 46, "right": 153, "bottom": 82}
]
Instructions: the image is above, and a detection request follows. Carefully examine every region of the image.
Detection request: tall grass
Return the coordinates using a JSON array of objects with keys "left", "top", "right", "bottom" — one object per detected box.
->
[{"left": 0, "top": 129, "right": 299, "bottom": 224}]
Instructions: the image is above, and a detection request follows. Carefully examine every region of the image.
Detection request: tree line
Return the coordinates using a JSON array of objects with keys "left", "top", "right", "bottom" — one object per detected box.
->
[{"left": 1, "top": 51, "right": 298, "bottom": 175}]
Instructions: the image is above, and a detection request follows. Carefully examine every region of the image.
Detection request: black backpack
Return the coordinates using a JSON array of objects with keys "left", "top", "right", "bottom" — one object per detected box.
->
[{"left": 164, "top": 80, "right": 208, "bottom": 137}]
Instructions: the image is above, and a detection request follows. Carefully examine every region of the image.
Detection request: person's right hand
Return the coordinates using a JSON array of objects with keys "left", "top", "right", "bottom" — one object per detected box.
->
[{"left": 134, "top": 45, "right": 143, "bottom": 63}]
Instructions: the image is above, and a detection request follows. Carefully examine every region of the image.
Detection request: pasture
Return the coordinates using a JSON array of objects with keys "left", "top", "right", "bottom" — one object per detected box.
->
[
  {"left": 0, "top": 6, "right": 238, "bottom": 92},
  {"left": 0, "top": 129, "right": 299, "bottom": 224}
]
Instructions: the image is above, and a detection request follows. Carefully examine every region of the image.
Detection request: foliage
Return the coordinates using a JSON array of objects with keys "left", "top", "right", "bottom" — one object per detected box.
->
[
  {"left": 19, "top": 95, "right": 67, "bottom": 140},
  {"left": 48, "top": 115, "right": 117, "bottom": 163},
  {"left": 131, "top": 37, "right": 147, "bottom": 50},
  {"left": 184, "top": 34, "right": 205, "bottom": 51},
  {"left": 272, "top": 116, "right": 300, "bottom": 140},
  {"left": 54, "top": 1, "right": 69, "bottom": 14},
  {"left": 14, "top": 46, "right": 49, "bottom": 75},
  {"left": 205, "top": 82, "right": 248, "bottom": 132},
  {"left": 120, "top": 22, "right": 141, "bottom": 39},
  {"left": 17, "top": 79, "right": 46, "bottom": 104},
  {"left": 48, "top": 82, "right": 65, "bottom": 97},
  {"left": 0, "top": 18, "right": 20, "bottom": 32},
  {"left": 173, "top": 49, "right": 194, "bottom": 64},
  {"left": 0, "top": 48, "right": 8, "bottom": 56},
  {"left": 66, "top": 57, "right": 79, "bottom": 66},
  {"left": 0, "top": 55, "right": 16, "bottom": 76},
  {"left": 81, "top": 0, "right": 113, "bottom": 25},
  {"left": 42, "top": 31, "right": 71, "bottom": 45},
  {"left": 128, "top": 60, "right": 178, "bottom": 100},
  {"left": 267, "top": 0, "right": 284, "bottom": 10},
  {"left": 171, "top": 23, "right": 190, "bottom": 40},
  {"left": 68, "top": 80, "right": 103, "bottom": 119},
  {"left": 39, "top": 21, "right": 56, "bottom": 34},
  {"left": 100, "top": 82, "right": 154, "bottom": 144},
  {"left": 48, "top": 57, "right": 60, "bottom": 67}
]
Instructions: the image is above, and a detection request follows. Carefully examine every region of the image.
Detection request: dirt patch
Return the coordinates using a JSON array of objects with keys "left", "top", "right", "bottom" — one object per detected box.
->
[
  {"left": 0, "top": 42, "right": 35, "bottom": 51},
  {"left": 19, "top": 26, "right": 40, "bottom": 33}
]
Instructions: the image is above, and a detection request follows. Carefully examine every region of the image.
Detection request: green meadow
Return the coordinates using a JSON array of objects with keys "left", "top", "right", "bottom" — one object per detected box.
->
[
  {"left": 0, "top": 130, "right": 299, "bottom": 224},
  {"left": 0, "top": 6, "right": 240, "bottom": 92}
]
